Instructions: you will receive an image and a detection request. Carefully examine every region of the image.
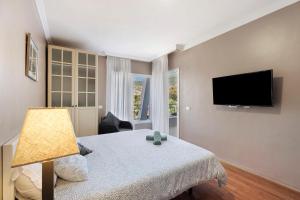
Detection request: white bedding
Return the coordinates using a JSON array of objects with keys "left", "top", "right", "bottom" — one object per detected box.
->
[{"left": 54, "top": 129, "right": 226, "bottom": 200}]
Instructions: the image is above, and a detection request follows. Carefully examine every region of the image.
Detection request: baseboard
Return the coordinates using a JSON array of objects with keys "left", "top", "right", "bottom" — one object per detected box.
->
[{"left": 220, "top": 159, "right": 300, "bottom": 193}]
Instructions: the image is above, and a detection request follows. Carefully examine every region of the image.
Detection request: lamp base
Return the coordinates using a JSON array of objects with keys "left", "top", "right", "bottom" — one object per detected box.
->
[{"left": 42, "top": 161, "right": 54, "bottom": 200}]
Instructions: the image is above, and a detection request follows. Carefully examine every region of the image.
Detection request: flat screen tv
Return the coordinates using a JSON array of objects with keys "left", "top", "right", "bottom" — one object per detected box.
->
[{"left": 212, "top": 70, "right": 273, "bottom": 106}]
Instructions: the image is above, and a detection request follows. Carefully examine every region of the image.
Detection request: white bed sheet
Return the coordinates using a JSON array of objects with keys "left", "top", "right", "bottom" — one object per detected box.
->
[{"left": 54, "top": 129, "right": 226, "bottom": 200}]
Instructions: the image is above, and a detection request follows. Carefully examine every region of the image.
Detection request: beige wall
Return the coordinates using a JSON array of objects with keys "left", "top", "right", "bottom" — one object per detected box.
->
[
  {"left": 169, "top": 2, "right": 300, "bottom": 191},
  {"left": 131, "top": 60, "right": 152, "bottom": 75},
  {"left": 0, "top": 0, "right": 47, "bottom": 197},
  {"left": 98, "top": 56, "right": 151, "bottom": 120}
]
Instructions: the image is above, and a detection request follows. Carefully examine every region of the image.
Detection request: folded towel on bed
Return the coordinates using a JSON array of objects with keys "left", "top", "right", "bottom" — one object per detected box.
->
[
  {"left": 153, "top": 131, "right": 161, "bottom": 145},
  {"left": 146, "top": 131, "right": 167, "bottom": 145},
  {"left": 146, "top": 135, "right": 154, "bottom": 141},
  {"left": 146, "top": 134, "right": 167, "bottom": 141}
]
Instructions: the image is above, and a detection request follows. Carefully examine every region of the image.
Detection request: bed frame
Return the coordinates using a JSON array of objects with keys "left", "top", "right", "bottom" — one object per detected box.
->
[
  {"left": 2, "top": 135, "right": 18, "bottom": 200},
  {"left": 2, "top": 134, "right": 196, "bottom": 200}
]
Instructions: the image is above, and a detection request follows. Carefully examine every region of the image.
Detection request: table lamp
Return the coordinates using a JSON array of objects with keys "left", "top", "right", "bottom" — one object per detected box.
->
[{"left": 11, "top": 108, "right": 79, "bottom": 200}]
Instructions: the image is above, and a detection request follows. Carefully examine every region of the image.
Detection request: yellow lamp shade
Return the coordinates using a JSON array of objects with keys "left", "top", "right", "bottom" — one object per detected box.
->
[{"left": 12, "top": 108, "right": 79, "bottom": 168}]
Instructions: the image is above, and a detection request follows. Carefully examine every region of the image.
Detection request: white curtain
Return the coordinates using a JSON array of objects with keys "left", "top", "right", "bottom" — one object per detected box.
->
[
  {"left": 106, "top": 56, "right": 132, "bottom": 121},
  {"left": 151, "top": 55, "right": 169, "bottom": 133}
]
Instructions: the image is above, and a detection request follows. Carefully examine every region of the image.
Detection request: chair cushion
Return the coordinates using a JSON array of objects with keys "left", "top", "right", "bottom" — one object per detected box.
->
[{"left": 102, "top": 112, "right": 120, "bottom": 128}]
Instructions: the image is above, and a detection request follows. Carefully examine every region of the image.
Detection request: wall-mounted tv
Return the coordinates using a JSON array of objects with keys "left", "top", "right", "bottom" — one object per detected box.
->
[{"left": 212, "top": 70, "right": 273, "bottom": 106}]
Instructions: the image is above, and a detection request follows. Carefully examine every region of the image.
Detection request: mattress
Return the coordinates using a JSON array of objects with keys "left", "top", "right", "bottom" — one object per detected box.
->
[{"left": 54, "top": 129, "right": 227, "bottom": 200}]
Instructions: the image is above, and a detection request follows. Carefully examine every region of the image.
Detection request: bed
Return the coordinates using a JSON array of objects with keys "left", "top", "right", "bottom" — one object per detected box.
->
[{"left": 3, "top": 129, "right": 227, "bottom": 200}]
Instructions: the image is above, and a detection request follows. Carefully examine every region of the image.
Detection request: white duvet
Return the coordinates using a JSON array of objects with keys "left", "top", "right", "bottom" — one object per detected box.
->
[{"left": 54, "top": 129, "right": 226, "bottom": 200}]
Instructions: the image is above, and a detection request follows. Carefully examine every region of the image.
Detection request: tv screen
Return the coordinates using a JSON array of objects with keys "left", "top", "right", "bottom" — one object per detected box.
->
[{"left": 212, "top": 70, "right": 273, "bottom": 106}]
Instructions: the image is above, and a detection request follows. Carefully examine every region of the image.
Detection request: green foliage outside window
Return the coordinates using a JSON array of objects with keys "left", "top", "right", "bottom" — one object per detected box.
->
[
  {"left": 133, "top": 80, "right": 143, "bottom": 120},
  {"left": 169, "top": 75, "right": 177, "bottom": 117},
  {"left": 133, "top": 73, "right": 178, "bottom": 120}
]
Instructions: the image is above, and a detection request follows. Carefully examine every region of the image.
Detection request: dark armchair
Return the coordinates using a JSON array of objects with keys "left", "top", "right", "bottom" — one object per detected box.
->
[{"left": 98, "top": 112, "right": 133, "bottom": 134}]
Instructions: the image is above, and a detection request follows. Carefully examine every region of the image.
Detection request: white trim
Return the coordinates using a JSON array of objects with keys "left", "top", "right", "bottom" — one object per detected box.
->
[
  {"left": 34, "top": 0, "right": 51, "bottom": 42},
  {"left": 105, "top": 52, "right": 152, "bottom": 62},
  {"left": 177, "top": 68, "right": 180, "bottom": 138}
]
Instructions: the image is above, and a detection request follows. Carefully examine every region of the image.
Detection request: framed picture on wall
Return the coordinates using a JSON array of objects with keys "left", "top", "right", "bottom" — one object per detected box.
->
[{"left": 25, "top": 33, "right": 38, "bottom": 81}]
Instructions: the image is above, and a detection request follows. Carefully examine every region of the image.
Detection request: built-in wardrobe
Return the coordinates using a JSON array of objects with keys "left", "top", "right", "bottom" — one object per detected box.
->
[{"left": 47, "top": 45, "right": 98, "bottom": 136}]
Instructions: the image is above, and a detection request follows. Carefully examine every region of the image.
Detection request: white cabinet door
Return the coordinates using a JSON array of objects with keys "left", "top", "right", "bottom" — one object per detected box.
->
[
  {"left": 48, "top": 46, "right": 76, "bottom": 127},
  {"left": 48, "top": 46, "right": 98, "bottom": 136},
  {"left": 75, "top": 51, "right": 98, "bottom": 136}
]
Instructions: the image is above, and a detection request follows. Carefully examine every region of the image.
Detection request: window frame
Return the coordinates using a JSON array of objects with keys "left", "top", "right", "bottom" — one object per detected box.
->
[
  {"left": 131, "top": 73, "right": 152, "bottom": 123},
  {"left": 168, "top": 68, "right": 180, "bottom": 138},
  {"left": 168, "top": 69, "right": 179, "bottom": 118}
]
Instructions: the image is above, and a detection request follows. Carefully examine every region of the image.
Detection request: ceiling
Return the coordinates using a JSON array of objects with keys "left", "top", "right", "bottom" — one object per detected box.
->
[{"left": 37, "top": 0, "right": 298, "bottom": 61}]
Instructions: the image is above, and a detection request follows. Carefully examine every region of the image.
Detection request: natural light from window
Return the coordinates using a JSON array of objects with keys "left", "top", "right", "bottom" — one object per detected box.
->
[
  {"left": 169, "top": 71, "right": 178, "bottom": 117},
  {"left": 132, "top": 74, "right": 151, "bottom": 121}
]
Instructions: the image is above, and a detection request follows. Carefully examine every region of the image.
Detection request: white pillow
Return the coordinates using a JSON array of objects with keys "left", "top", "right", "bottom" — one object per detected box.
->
[
  {"left": 12, "top": 163, "right": 57, "bottom": 200},
  {"left": 54, "top": 154, "right": 88, "bottom": 182}
]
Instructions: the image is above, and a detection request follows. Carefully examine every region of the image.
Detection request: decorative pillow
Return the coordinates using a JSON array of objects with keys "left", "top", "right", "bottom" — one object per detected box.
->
[
  {"left": 78, "top": 142, "right": 93, "bottom": 156},
  {"left": 108, "top": 112, "right": 120, "bottom": 127},
  {"left": 102, "top": 112, "right": 120, "bottom": 128},
  {"left": 12, "top": 163, "right": 57, "bottom": 200},
  {"left": 54, "top": 155, "right": 88, "bottom": 182}
]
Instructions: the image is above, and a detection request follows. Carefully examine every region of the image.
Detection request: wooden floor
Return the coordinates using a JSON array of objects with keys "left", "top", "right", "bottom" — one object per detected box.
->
[{"left": 173, "top": 162, "right": 300, "bottom": 200}]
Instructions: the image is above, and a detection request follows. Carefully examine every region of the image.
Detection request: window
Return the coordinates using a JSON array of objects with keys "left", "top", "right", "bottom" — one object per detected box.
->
[
  {"left": 168, "top": 69, "right": 179, "bottom": 137},
  {"left": 132, "top": 74, "right": 151, "bottom": 121},
  {"left": 169, "top": 70, "right": 178, "bottom": 117}
]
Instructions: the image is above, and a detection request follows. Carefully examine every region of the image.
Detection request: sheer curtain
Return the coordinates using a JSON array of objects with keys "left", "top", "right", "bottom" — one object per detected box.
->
[
  {"left": 106, "top": 56, "right": 132, "bottom": 121},
  {"left": 151, "top": 55, "right": 169, "bottom": 133}
]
